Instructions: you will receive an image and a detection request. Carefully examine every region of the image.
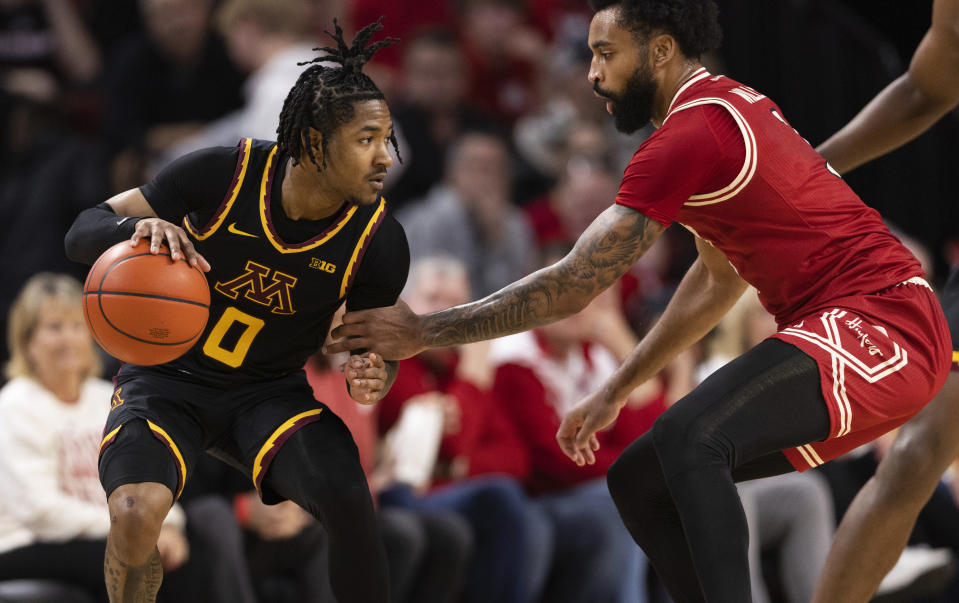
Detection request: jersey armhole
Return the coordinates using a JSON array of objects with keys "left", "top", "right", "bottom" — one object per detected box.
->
[
  {"left": 339, "top": 198, "right": 389, "bottom": 299},
  {"left": 670, "top": 100, "right": 756, "bottom": 206},
  {"left": 183, "top": 138, "right": 253, "bottom": 239}
]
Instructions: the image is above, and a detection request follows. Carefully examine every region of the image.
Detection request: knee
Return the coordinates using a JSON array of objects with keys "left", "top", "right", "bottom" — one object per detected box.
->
[
  {"left": 607, "top": 434, "right": 661, "bottom": 507},
  {"left": 424, "top": 510, "right": 474, "bottom": 556},
  {"left": 875, "top": 425, "right": 947, "bottom": 505},
  {"left": 378, "top": 507, "right": 428, "bottom": 563},
  {"left": 472, "top": 478, "right": 528, "bottom": 514},
  {"left": 651, "top": 406, "right": 728, "bottom": 473},
  {"left": 311, "top": 476, "right": 374, "bottom": 523},
  {"left": 107, "top": 482, "right": 172, "bottom": 560}
]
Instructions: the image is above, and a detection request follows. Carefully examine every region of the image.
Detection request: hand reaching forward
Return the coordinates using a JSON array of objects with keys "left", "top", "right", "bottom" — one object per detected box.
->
[
  {"left": 556, "top": 390, "right": 625, "bottom": 466},
  {"left": 326, "top": 300, "right": 426, "bottom": 360},
  {"left": 343, "top": 352, "right": 390, "bottom": 404}
]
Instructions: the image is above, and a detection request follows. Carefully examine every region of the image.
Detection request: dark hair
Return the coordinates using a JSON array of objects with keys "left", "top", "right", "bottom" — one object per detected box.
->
[
  {"left": 276, "top": 17, "right": 400, "bottom": 171},
  {"left": 587, "top": 0, "right": 721, "bottom": 58}
]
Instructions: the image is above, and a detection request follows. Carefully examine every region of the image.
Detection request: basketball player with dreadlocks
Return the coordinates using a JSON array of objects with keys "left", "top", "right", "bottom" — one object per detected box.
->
[{"left": 64, "top": 19, "right": 403, "bottom": 603}]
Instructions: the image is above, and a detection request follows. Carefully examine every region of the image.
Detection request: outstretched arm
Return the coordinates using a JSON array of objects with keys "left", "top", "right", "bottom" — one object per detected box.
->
[
  {"left": 817, "top": 0, "right": 959, "bottom": 173},
  {"left": 327, "top": 204, "right": 665, "bottom": 358},
  {"left": 597, "top": 236, "right": 746, "bottom": 402},
  {"left": 557, "top": 236, "right": 747, "bottom": 464}
]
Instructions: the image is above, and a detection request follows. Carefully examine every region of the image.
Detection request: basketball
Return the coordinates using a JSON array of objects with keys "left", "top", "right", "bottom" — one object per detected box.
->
[{"left": 83, "top": 240, "right": 210, "bottom": 366}]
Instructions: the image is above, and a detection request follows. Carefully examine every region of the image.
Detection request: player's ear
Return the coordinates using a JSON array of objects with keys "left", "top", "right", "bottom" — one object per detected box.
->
[
  {"left": 649, "top": 33, "right": 677, "bottom": 67},
  {"left": 302, "top": 127, "right": 324, "bottom": 163}
]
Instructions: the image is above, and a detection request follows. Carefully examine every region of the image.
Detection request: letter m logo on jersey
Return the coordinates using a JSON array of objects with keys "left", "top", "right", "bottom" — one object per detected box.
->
[{"left": 215, "top": 261, "right": 298, "bottom": 315}]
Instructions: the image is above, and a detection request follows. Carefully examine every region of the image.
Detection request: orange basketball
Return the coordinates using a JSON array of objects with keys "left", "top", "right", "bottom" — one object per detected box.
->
[{"left": 83, "top": 240, "right": 210, "bottom": 366}]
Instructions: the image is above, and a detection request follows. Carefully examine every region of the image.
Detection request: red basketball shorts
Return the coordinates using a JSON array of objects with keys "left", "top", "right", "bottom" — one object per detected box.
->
[{"left": 772, "top": 278, "right": 951, "bottom": 471}]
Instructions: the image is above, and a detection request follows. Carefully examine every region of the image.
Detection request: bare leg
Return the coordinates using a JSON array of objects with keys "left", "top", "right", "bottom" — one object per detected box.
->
[
  {"left": 104, "top": 482, "right": 172, "bottom": 603},
  {"left": 812, "top": 372, "right": 959, "bottom": 603}
]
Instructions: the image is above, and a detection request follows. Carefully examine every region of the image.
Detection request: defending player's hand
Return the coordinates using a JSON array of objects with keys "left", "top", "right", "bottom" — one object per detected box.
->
[
  {"left": 344, "top": 352, "right": 390, "bottom": 404},
  {"left": 130, "top": 217, "right": 211, "bottom": 272},
  {"left": 326, "top": 300, "right": 426, "bottom": 360},
  {"left": 556, "top": 390, "right": 623, "bottom": 466}
]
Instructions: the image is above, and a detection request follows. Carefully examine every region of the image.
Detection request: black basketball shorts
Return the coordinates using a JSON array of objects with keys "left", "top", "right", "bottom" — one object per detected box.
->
[{"left": 99, "top": 366, "right": 338, "bottom": 504}]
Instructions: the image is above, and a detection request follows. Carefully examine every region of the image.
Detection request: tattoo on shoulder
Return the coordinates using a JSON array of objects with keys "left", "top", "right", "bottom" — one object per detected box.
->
[{"left": 425, "top": 206, "right": 664, "bottom": 346}]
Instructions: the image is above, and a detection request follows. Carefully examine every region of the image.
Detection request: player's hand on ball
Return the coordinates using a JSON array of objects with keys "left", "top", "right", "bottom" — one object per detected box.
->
[
  {"left": 556, "top": 390, "right": 624, "bottom": 466},
  {"left": 130, "top": 217, "right": 211, "bottom": 272},
  {"left": 344, "top": 352, "right": 389, "bottom": 404}
]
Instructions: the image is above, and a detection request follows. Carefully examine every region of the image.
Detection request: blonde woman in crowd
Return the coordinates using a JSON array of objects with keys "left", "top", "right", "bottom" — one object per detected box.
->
[{"left": 0, "top": 274, "right": 246, "bottom": 603}]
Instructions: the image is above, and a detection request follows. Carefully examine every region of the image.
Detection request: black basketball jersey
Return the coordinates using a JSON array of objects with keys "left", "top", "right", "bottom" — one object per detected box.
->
[{"left": 139, "top": 138, "right": 405, "bottom": 386}]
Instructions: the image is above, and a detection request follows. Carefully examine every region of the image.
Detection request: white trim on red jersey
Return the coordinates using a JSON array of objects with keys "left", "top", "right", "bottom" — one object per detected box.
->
[
  {"left": 665, "top": 96, "right": 759, "bottom": 206},
  {"left": 666, "top": 67, "right": 710, "bottom": 114}
]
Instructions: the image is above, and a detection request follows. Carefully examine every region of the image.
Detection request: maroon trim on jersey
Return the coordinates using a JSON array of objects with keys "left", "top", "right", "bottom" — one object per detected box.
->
[
  {"left": 98, "top": 425, "right": 122, "bottom": 457},
  {"left": 147, "top": 426, "right": 186, "bottom": 500},
  {"left": 185, "top": 138, "right": 251, "bottom": 236},
  {"left": 342, "top": 200, "right": 387, "bottom": 296},
  {"left": 252, "top": 412, "right": 324, "bottom": 494},
  {"left": 261, "top": 149, "right": 356, "bottom": 251}
]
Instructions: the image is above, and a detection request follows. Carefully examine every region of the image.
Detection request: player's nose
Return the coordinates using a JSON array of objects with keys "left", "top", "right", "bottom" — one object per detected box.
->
[
  {"left": 588, "top": 57, "right": 602, "bottom": 83},
  {"left": 374, "top": 141, "right": 393, "bottom": 168}
]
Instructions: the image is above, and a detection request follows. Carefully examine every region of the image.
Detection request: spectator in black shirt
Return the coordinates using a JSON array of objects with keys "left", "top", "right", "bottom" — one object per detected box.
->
[{"left": 101, "top": 0, "right": 243, "bottom": 191}]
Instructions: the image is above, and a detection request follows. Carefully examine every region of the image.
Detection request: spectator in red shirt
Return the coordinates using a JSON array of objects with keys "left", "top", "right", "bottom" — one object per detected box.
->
[
  {"left": 491, "top": 268, "right": 664, "bottom": 603},
  {"left": 454, "top": 0, "right": 546, "bottom": 125},
  {"left": 378, "top": 256, "right": 553, "bottom": 603}
]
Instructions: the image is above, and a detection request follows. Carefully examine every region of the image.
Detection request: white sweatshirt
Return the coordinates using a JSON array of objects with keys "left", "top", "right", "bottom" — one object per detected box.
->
[{"left": 0, "top": 377, "right": 183, "bottom": 553}]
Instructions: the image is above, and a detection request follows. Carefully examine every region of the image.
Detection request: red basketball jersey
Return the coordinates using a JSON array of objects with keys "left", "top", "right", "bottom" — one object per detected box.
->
[{"left": 615, "top": 69, "right": 921, "bottom": 326}]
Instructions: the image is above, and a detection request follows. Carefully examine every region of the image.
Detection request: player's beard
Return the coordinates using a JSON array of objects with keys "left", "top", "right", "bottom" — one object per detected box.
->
[{"left": 595, "top": 63, "right": 657, "bottom": 134}]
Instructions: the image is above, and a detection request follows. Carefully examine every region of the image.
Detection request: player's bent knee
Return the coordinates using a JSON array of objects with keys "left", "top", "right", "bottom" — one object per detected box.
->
[
  {"left": 607, "top": 434, "right": 660, "bottom": 503},
  {"left": 107, "top": 482, "right": 172, "bottom": 557},
  {"left": 651, "top": 408, "right": 727, "bottom": 473},
  {"left": 874, "top": 429, "right": 946, "bottom": 504}
]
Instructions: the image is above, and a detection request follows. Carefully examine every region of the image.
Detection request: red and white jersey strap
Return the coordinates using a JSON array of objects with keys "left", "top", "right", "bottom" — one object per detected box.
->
[
  {"left": 666, "top": 67, "right": 710, "bottom": 114},
  {"left": 669, "top": 97, "right": 758, "bottom": 206}
]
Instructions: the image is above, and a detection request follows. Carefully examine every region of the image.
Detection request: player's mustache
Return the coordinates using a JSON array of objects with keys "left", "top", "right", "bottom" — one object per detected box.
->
[{"left": 593, "top": 81, "right": 618, "bottom": 102}]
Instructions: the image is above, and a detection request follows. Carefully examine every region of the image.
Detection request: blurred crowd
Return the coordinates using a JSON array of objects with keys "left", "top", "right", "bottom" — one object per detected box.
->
[{"left": 0, "top": 0, "right": 958, "bottom": 602}]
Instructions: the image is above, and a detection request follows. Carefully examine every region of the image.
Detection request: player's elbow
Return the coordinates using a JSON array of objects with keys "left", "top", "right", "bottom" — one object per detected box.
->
[{"left": 64, "top": 219, "right": 87, "bottom": 264}]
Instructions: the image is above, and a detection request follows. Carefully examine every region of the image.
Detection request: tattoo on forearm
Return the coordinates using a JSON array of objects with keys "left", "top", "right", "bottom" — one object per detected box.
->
[
  {"left": 104, "top": 546, "right": 163, "bottom": 603},
  {"left": 425, "top": 207, "right": 664, "bottom": 346}
]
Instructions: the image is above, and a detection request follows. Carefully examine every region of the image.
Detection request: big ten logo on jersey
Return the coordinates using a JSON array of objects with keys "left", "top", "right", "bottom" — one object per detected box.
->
[
  {"left": 215, "top": 260, "right": 297, "bottom": 315},
  {"left": 309, "top": 257, "right": 336, "bottom": 274},
  {"left": 729, "top": 85, "right": 765, "bottom": 104}
]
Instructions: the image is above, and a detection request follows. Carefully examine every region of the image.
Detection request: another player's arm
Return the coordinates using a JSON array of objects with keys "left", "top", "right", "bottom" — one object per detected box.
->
[
  {"left": 330, "top": 205, "right": 664, "bottom": 358},
  {"left": 817, "top": 0, "right": 959, "bottom": 173},
  {"left": 64, "top": 187, "right": 210, "bottom": 270},
  {"left": 424, "top": 205, "right": 663, "bottom": 344},
  {"left": 598, "top": 236, "right": 747, "bottom": 403}
]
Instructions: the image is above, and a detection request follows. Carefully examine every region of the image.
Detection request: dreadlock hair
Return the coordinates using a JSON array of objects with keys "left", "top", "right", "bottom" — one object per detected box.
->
[
  {"left": 588, "top": 0, "right": 721, "bottom": 59},
  {"left": 276, "top": 17, "right": 400, "bottom": 171}
]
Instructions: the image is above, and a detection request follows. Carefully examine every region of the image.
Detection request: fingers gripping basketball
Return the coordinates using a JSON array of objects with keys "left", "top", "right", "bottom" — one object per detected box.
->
[{"left": 83, "top": 241, "right": 210, "bottom": 365}]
